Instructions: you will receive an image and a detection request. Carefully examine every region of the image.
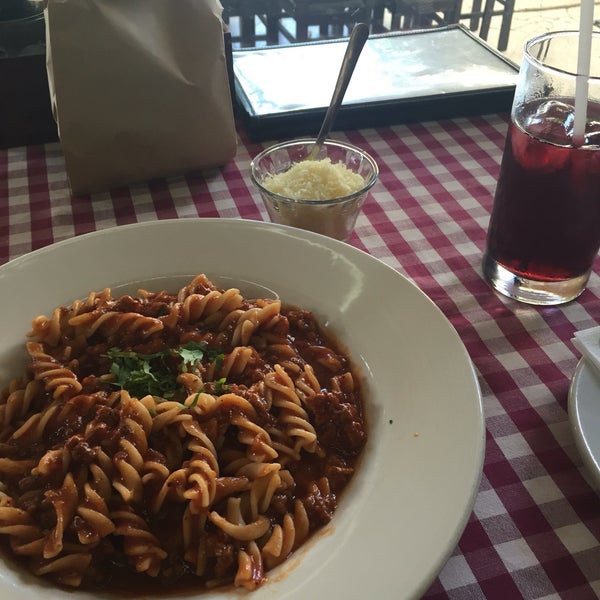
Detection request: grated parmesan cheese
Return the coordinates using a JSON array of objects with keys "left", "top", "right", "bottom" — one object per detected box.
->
[{"left": 262, "top": 158, "right": 365, "bottom": 201}]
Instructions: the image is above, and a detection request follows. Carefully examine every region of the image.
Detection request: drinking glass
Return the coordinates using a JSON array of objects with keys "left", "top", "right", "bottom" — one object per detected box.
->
[{"left": 482, "top": 31, "right": 600, "bottom": 305}]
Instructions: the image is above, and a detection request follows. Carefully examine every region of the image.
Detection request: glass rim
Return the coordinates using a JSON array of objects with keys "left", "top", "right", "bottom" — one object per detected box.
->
[
  {"left": 249, "top": 138, "right": 379, "bottom": 206},
  {"left": 524, "top": 30, "right": 600, "bottom": 81}
]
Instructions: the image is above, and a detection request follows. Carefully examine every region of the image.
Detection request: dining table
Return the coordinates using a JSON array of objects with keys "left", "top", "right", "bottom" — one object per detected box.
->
[{"left": 1, "top": 111, "right": 600, "bottom": 600}]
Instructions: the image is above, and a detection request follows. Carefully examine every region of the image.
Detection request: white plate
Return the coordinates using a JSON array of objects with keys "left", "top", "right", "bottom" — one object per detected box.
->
[
  {"left": 569, "top": 359, "right": 600, "bottom": 490},
  {"left": 0, "top": 219, "right": 484, "bottom": 600}
]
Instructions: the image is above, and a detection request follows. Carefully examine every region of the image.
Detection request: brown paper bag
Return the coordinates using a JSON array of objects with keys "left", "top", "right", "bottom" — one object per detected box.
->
[{"left": 45, "top": 0, "right": 237, "bottom": 195}]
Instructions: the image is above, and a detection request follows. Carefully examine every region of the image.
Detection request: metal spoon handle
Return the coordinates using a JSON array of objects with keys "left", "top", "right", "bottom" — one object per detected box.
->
[{"left": 308, "top": 22, "right": 370, "bottom": 159}]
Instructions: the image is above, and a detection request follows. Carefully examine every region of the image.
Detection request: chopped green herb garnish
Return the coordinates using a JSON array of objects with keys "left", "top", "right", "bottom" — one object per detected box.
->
[
  {"left": 185, "top": 392, "right": 202, "bottom": 409},
  {"left": 104, "top": 341, "right": 224, "bottom": 400},
  {"left": 214, "top": 377, "right": 228, "bottom": 394},
  {"left": 106, "top": 348, "right": 177, "bottom": 399},
  {"left": 177, "top": 341, "right": 208, "bottom": 373}
]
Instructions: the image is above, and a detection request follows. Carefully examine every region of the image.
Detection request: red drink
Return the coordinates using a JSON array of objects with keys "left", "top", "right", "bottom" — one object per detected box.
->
[{"left": 485, "top": 98, "right": 600, "bottom": 285}]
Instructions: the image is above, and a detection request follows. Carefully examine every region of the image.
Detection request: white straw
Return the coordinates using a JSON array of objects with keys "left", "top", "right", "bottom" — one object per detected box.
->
[{"left": 574, "top": 0, "right": 595, "bottom": 146}]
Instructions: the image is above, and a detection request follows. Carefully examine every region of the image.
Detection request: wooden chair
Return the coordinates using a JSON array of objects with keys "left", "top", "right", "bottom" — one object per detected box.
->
[
  {"left": 460, "top": 0, "right": 515, "bottom": 51},
  {"left": 385, "top": 0, "right": 462, "bottom": 30},
  {"left": 478, "top": 0, "right": 515, "bottom": 51},
  {"left": 221, "top": 0, "right": 290, "bottom": 46},
  {"left": 460, "top": 0, "right": 483, "bottom": 31},
  {"left": 283, "top": 0, "right": 375, "bottom": 42}
]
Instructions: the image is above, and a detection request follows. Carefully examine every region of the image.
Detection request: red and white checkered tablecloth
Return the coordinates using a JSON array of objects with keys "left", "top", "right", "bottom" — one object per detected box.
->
[{"left": 1, "top": 114, "right": 600, "bottom": 599}]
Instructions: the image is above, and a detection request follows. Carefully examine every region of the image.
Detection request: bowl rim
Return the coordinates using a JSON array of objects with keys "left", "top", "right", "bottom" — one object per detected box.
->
[{"left": 249, "top": 137, "right": 379, "bottom": 206}]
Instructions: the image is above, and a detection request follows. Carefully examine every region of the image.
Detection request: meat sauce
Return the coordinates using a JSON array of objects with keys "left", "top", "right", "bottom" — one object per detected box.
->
[{"left": 0, "top": 284, "right": 367, "bottom": 594}]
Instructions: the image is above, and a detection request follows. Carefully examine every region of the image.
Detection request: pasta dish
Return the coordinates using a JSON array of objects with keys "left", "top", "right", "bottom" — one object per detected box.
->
[{"left": 0, "top": 274, "right": 367, "bottom": 591}]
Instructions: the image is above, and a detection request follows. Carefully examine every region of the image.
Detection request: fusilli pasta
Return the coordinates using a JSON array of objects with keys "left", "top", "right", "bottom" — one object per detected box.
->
[{"left": 0, "top": 274, "right": 367, "bottom": 592}]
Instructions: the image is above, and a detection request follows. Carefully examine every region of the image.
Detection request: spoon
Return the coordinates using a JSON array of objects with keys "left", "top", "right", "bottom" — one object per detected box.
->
[{"left": 306, "top": 22, "right": 370, "bottom": 161}]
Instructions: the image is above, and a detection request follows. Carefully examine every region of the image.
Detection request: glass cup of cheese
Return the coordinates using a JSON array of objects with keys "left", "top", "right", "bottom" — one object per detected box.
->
[{"left": 250, "top": 138, "right": 378, "bottom": 241}]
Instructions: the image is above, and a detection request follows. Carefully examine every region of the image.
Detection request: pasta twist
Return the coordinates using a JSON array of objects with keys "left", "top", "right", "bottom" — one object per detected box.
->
[
  {"left": 236, "top": 462, "right": 281, "bottom": 521},
  {"left": 68, "top": 310, "right": 163, "bottom": 340},
  {"left": 177, "top": 371, "right": 204, "bottom": 395},
  {"left": 148, "top": 466, "right": 189, "bottom": 513},
  {"left": 0, "top": 494, "right": 44, "bottom": 554},
  {"left": 0, "top": 377, "right": 41, "bottom": 435},
  {"left": 112, "top": 439, "right": 145, "bottom": 504},
  {"left": 182, "top": 449, "right": 219, "bottom": 513},
  {"left": 29, "top": 308, "right": 71, "bottom": 347},
  {"left": 32, "top": 446, "right": 71, "bottom": 478},
  {"left": 121, "top": 391, "right": 154, "bottom": 438},
  {"left": 205, "top": 346, "right": 256, "bottom": 380},
  {"left": 188, "top": 391, "right": 257, "bottom": 419},
  {"left": 261, "top": 499, "right": 310, "bottom": 570},
  {"left": 151, "top": 400, "right": 193, "bottom": 432},
  {"left": 9, "top": 400, "right": 62, "bottom": 445},
  {"left": 75, "top": 483, "right": 116, "bottom": 544},
  {"left": 263, "top": 425, "right": 300, "bottom": 465},
  {"left": 112, "top": 506, "right": 167, "bottom": 576},
  {"left": 149, "top": 420, "right": 219, "bottom": 515},
  {"left": 88, "top": 451, "right": 114, "bottom": 501},
  {"left": 28, "top": 288, "right": 113, "bottom": 347},
  {"left": 293, "top": 363, "right": 322, "bottom": 402},
  {"left": 231, "top": 415, "right": 279, "bottom": 463},
  {"left": 234, "top": 541, "right": 264, "bottom": 591},
  {"left": 26, "top": 341, "right": 82, "bottom": 401},
  {"left": 43, "top": 472, "right": 79, "bottom": 559},
  {"left": 265, "top": 364, "right": 319, "bottom": 456},
  {"left": 181, "top": 504, "right": 209, "bottom": 576},
  {"left": 208, "top": 497, "right": 271, "bottom": 541},
  {"left": 175, "top": 273, "right": 215, "bottom": 301},
  {"left": 161, "top": 288, "right": 244, "bottom": 329},
  {"left": 32, "top": 552, "right": 93, "bottom": 587},
  {"left": 230, "top": 300, "right": 282, "bottom": 346}
]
